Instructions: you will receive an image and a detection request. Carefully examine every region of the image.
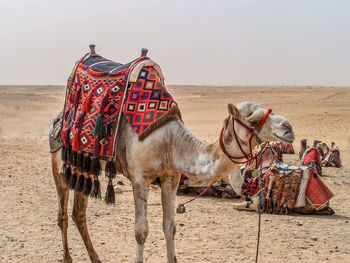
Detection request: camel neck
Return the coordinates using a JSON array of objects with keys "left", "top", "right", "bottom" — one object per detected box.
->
[{"left": 170, "top": 121, "right": 238, "bottom": 182}]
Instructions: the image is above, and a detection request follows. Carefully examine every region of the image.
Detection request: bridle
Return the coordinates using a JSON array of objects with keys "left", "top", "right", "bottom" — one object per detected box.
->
[{"left": 219, "top": 108, "right": 272, "bottom": 165}]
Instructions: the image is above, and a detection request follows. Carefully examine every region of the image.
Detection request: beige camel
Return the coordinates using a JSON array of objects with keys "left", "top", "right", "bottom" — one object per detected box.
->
[{"left": 50, "top": 101, "right": 294, "bottom": 263}]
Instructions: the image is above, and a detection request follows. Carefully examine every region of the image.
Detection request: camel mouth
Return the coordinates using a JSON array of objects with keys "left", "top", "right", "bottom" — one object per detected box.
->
[{"left": 273, "top": 132, "right": 294, "bottom": 144}]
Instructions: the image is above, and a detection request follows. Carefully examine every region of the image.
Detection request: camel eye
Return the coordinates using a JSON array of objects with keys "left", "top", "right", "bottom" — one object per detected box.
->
[{"left": 249, "top": 120, "right": 259, "bottom": 126}]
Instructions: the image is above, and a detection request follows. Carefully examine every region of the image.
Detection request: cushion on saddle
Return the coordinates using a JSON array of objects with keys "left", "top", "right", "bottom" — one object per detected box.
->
[
  {"left": 60, "top": 54, "right": 180, "bottom": 161},
  {"left": 82, "top": 55, "right": 135, "bottom": 74}
]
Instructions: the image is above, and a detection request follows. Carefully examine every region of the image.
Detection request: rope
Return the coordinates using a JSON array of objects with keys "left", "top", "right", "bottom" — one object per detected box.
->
[
  {"left": 177, "top": 183, "right": 213, "bottom": 212},
  {"left": 254, "top": 140, "right": 266, "bottom": 263},
  {"left": 255, "top": 211, "right": 262, "bottom": 263}
]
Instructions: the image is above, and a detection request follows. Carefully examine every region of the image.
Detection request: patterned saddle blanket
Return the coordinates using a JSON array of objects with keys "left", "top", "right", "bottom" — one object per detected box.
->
[
  {"left": 58, "top": 52, "right": 181, "bottom": 204},
  {"left": 242, "top": 162, "right": 303, "bottom": 212},
  {"left": 61, "top": 54, "right": 181, "bottom": 161}
]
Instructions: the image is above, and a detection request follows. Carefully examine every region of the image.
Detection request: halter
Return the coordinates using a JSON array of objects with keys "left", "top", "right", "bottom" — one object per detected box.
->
[{"left": 219, "top": 108, "right": 272, "bottom": 165}]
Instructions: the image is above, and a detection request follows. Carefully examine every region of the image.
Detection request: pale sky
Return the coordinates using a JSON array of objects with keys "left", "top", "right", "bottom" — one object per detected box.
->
[{"left": 1, "top": 0, "right": 349, "bottom": 86}]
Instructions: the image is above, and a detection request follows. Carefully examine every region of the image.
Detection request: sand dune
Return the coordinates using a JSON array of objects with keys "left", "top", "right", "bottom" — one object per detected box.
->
[{"left": 0, "top": 85, "right": 349, "bottom": 262}]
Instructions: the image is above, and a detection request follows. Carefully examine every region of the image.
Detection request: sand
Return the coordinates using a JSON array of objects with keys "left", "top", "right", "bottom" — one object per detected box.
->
[{"left": 0, "top": 85, "right": 349, "bottom": 262}]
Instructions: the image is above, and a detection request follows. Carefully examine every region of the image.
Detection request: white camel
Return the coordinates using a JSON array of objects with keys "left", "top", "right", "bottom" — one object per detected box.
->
[{"left": 50, "top": 101, "right": 294, "bottom": 263}]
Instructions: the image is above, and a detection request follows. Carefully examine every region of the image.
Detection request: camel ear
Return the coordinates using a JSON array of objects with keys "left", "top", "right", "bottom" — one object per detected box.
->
[{"left": 228, "top": 103, "right": 239, "bottom": 117}]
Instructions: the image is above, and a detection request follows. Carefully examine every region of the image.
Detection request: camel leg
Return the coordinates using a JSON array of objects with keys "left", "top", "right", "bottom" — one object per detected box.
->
[
  {"left": 72, "top": 191, "right": 101, "bottom": 263},
  {"left": 161, "top": 173, "right": 180, "bottom": 263},
  {"left": 132, "top": 177, "right": 150, "bottom": 263},
  {"left": 52, "top": 151, "right": 72, "bottom": 263}
]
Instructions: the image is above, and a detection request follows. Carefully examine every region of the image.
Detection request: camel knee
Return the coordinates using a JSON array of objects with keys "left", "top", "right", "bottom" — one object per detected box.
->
[
  {"left": 135, "top": 224, "right": 149, "bottom": 245},
  {"left": 57, "top": 214, "right": 68, "bottom": 230},
  {"left": 163, "top": 219, "right": 176, "bottom": 237}
]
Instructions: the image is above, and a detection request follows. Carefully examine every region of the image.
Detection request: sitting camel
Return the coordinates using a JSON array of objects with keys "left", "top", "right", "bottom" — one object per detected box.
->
[
  {"left": 322, "top": 142, "right": 342, "bottom": 168},
  {"left": 229, "top": 162, "right": 334, "bottom": 215},
  {"left": 301, "top": 146, "right": 322, "bottom": 175},
  {"left": 51, "top": 98, "right": 294, "bottom": 263}
]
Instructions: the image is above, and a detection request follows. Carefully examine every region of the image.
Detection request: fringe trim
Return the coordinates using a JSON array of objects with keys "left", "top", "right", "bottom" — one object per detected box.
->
[
  {"left": 61, "top": 146, "right": 68, "bottom": 162},
  {"left": 104, "top": 161, "right": 116, "bottom": 205},
  {"left": 104, "top": 179, "right": 115, "bottom": 205},
  {"left": 69, "top": 171, "right": 77, "bottom": 190},
  {"left": 82, "top": 155, "right": 91, "bottom": 173},
  {"left": 62, "top": 164, "right": 71, "bottom": 186},
  {"left": 75, "top": 173, "right": 85, "bottom": 192},
  {"left": 72, "top": 151, "right": 78, "bottom": 167},
  {"left": 91, "top": 158, "right": 101, "bottom": 176},
  {"left": 105, "top": 161, "right": 116, "bottom": 179},
  {"left": 72, "top": 132, "right": 80, "bottom": 152},
  {"left": 77, "top": 152, "right": 84, "bottom": 172},
  {"left": 138, "top": 106, "right": 182, "bottom": 141},
  {"left": 83, "top": 175, "right": 92, "bottom": 196},
  {"left": 90, "top": 176, "right": 101, "bottom": 199}
]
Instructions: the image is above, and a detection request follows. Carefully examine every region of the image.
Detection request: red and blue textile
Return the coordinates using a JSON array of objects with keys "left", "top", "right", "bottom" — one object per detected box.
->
[
  {"left": 61, "top": 58, "right": 179, "bottom": 161},
  {"left": 242, "top": 165, "right": 303, "bottom": 211}
]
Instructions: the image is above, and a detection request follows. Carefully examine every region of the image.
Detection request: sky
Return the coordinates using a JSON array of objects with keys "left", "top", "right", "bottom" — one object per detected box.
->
[{"left": 1, "top": 0, "right": 349, "bottom": 86}]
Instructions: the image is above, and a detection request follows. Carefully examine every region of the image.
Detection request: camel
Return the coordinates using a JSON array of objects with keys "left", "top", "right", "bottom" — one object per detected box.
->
[
  {"left": 316, "top": 141, "right": 329, "bottom": 159},
  {"left": 322, "top": 142, "right": 342, "bottom": 168},
  {"left": 51, "top": 95, "right": 295, "bottom": 262},
  {"left": 229, "top": 162, "right": 334, "bottom": 215},
  {"left": 301, "top": 146, "right": 322, "bottom": 175}
]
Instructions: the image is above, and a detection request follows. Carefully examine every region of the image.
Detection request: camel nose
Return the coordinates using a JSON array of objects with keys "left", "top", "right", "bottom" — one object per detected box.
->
[
  {"left": 281, "top": 121, "right": 292, "bottom": 132},
  {"left": 281, "top": 121, "right": 295, "bottom": 141}
]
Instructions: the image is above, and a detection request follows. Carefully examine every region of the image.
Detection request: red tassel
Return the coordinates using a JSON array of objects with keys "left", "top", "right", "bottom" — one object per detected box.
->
[
  {"left": 75, "top": 112, "right": 85, "bottom": 131},
  {"left": 83, "top": 93, "right": 92, "bottom": 113},
  {"left": 100, "top": 92, "right": 109, "bottom": 112},
  {"left": 74, "top": 86, "right": 81, "bottom": 108},
  {"left": 100, "top": 143, "right": 106, "bottom": 156},
  {"left": 93, "top": 134, "right": 100, "bottom": 157},
  {"left": 72, "top": 132, "right": 80, "bottom": 152},
  {"left": 63, "top": 128, "right": 70, "bottom": 148}
]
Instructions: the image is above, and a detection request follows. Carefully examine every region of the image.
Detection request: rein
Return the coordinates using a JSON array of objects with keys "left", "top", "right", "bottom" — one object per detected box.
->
[{"left": 219, "top": 109, "right": 272, "bottom": 166}]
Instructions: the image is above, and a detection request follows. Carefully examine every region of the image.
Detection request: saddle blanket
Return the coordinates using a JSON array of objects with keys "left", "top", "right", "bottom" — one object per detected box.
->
[
  {"left": 242, "top": 161, "right": 303, "bottom": 211},
  {"left": 302, "top": 147, "right": 321, "bottom": 167},
  {"left": 61, "top": 54, "right": 181, "bottom": 161},
  {"left": 241, "top": 161, "right": 333, "bottom": 212}
]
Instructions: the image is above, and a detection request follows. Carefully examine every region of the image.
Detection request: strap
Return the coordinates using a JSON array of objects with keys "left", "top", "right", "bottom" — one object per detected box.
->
[{"left": 257, "top": 108, "right": 272, "bottom": 131}]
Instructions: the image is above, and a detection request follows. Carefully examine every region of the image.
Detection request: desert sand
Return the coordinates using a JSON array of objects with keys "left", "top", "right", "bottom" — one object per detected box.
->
[{"left": 0, "top": 85, "right": 349, "bottom": 262}]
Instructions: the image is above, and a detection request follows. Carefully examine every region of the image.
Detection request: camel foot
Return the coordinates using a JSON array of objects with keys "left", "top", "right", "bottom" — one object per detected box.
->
[
  {"left": 323, "top": 207, "right": 335, "bottom": 215},
  {"left": 316, "top": 207, "right": 335, "bottom": 215},
  {"left": 63, "top": 255, "right": 73, "bottom": 263},
  {"left": 327, "top": 207, "right": 335, "bottom": 215}
]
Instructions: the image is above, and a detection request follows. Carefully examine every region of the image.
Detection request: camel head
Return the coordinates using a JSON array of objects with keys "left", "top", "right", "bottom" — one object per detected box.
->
[{"left": 226, "top": 101, "right": 295, "bottom": 146}]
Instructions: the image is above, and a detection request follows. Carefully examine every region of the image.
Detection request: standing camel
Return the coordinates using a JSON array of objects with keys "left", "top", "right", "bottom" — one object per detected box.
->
[{"left": 50, "top": 101, "right": 294, "bottom": 263}]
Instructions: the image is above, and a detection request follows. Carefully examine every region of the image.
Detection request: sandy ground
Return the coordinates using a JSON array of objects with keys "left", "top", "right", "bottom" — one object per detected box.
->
[{"left": 0, "top": 85, "right": 349, "bottom": 263}]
